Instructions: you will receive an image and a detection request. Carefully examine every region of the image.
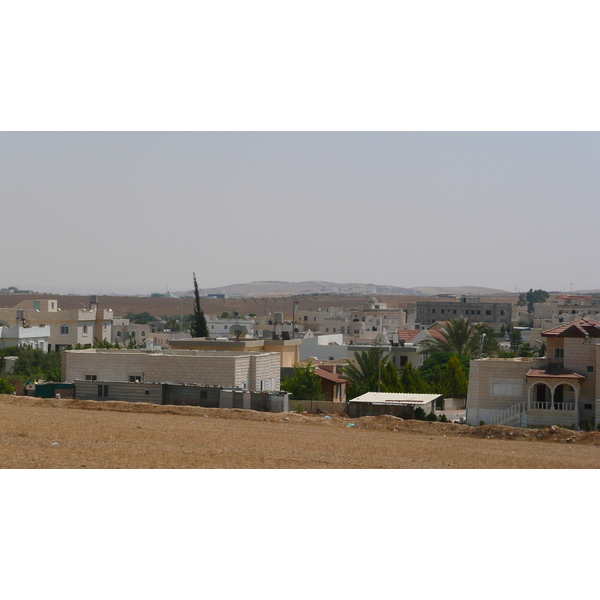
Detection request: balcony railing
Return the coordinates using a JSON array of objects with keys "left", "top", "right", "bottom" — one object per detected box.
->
[{"left": 529, "top": 401, "right": 575, "bottom": 411}]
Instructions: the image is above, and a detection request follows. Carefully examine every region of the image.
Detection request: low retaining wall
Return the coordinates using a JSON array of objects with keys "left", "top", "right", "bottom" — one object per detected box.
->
[{"left": 289, "top": 400, "right": 348, "bottom": 415}]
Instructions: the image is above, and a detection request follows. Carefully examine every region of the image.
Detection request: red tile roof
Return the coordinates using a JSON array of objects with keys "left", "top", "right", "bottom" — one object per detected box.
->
[
  {"left": 542, "top": 317, "right": 600, "bottom": 338},
  {"left": 315, "top": 368, "right": 348, "bottom": 384},
  {"left": 428, "top": 329, "right": 446, "bottom": 342},
  {"left": 396, "top": 329, "right": 421, "bottom": 342},
  {"left": 527, "top": 367, "right": 586, "bottom": 379}
]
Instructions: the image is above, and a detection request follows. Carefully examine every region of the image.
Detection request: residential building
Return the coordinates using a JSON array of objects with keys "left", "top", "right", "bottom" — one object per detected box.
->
[
  {"left": 205, "top": 315, "right": 255, "bottom": 338},
  {"left": 0, "top": 297, "right": 113, "bottom": 351},
  {"left": 314, "top": 366, "right": 349, "bottom": 402},
  {"left": 62, "top": 348, "right": 281, "bottom": 392},
  {"left": 0, "top": 325, "right": 50, "bottom": 351},
  {"left": 415, "top": 297, "right": 511, "bottom": 329},
  {"left": 466, "top": 318, "right": 600, "bottom": 428}
]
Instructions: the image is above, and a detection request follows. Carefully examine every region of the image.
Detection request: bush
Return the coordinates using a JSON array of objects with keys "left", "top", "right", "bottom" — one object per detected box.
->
[
  {"left": 439, "top": 413, "right": 448, "bottom": 423},
  {"left": 424, "top": 412, "right": 438, "bottom": 422},
  {"left": 582, "top": 418, "right": 594, "bottom": 432},
  {"left": 413, "top": 407, "right": 426, "bottom": 420},
  {"left": 0, "top": 378, "right": 15, "bottom": 394},
  {"left": 479, "top": 420, "right": 485, "bottom": 426}
]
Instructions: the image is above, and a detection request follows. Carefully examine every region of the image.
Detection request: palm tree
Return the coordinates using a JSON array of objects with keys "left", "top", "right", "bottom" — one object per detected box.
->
[
  {"left": 419, "top": 318, "right": 498, "bottom": 359},
  {"left": 343, "top": 345, "right": 402, "bottom": 399}
]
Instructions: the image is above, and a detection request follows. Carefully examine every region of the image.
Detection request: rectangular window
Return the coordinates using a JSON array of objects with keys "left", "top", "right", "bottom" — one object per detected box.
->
[
  {"left": 554, "top": 348, "right": 564, "bottom": 359},
  {"left": 486, "top": 310, "right": 492, "bottom": 315},
  {"left": 440, "top": 309, "right": 444, "bottom": 314},
  {"left": 33, "top": 301, "right": 40, "bottom": 310},
  {"left": 144, "top": 390, "right": 150, "bottom": 396},
  {"left": 200, "top": 390, "right": 208, "bottom": 400},
  {"left": 584, "top": 403, "right": 593, "bottom": 410},
  {"left": 60, "top": 325, "right": 69, "bottom": 334},
  {"left": 129, "top": 375, "right": 142, "bottom": 382},
  {"left": 85, "top": 374, "right": 97, "bottom": 381},
  {"left": 400, "top": 356, "right": 408, "bottom": 367},
  {"left": 477, "top": 310, "right": 481, "bottom": 315},
  {"left": 586, "top": 365, "right": 594, "bottom": 373},
  {"left": 98, "top": 385, "right": 109, "bottom": 397},
  {"left": 453, "top": 310, "right": 457, "bottom": 314}
]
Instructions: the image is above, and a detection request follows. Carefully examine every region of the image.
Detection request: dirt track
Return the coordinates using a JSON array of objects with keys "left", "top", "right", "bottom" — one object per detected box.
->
[{"left": 1, "top": 395, "right": 600, "bottom": 468}]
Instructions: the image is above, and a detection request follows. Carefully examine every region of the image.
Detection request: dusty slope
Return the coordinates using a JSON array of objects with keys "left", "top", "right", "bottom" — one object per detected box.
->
[{"left": 1, "top": 395, "right": 600, "bottom": 468}]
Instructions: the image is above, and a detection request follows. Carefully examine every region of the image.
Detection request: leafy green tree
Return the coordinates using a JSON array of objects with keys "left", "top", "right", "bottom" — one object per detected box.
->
[
  {"left": 432, "top": 353, "right": 469, "bottom": 398},
  {"left": 280, "top": 362, "right": 325, "bottom": 401},
  {"left": 399, "top": 363, "right": 431, "bottom": 394},
  {"left": 509, "top": 329, "right": 523, "bottom": 351},
  {"left": 9, "top": 346, "right": 61, "bottom": 382},
  {"left": 419, "top": 351, "right": 470, "bottom": 381},
  {"left": 0, "top": 378, "right": 15, "bottom": 394},
  {"left": 518, "top": 289, "right": 550, "bottom": 313},
  {"left": 190, "top": 273, "right": 208, "bottom": 338},
  {"left": 343, "top": 345, "right": 402, "bottom": 399},
  {"left": 419, "top": 319, "right": 498, "bottom": 359}
]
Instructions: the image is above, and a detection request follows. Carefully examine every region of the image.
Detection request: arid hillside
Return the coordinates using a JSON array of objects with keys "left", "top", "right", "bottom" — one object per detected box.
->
[{"left": 1, "top": 396, "right": 599, "bottom": 469}]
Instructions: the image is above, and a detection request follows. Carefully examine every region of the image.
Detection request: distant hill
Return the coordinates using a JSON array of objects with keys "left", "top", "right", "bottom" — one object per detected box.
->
[
  {"left": 411, "top": 285, "right": 511, "bottom": 296},
  {"left": 177, "top": 281, "right": 511, "bottom": 298}
]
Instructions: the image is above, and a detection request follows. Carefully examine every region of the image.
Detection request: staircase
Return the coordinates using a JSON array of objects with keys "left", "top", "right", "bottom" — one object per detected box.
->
[{"left": 489, "top": 401, "right": 528, "bottom": 427}]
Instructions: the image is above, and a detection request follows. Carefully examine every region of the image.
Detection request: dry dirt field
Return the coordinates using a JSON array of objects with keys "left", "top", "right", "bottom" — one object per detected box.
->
[{"left": 2, "top": 394, "right": 600, "bottom": 468}]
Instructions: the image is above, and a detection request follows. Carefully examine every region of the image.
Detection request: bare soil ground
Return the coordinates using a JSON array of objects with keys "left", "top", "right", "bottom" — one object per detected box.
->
[{"left": 1, "top": 395, "right": 600, "bottom": 468}]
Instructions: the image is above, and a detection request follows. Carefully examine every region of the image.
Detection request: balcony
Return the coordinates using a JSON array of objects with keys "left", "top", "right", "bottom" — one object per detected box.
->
[{"left": 529, "top": 401, "right": 575, "bottom": 411}]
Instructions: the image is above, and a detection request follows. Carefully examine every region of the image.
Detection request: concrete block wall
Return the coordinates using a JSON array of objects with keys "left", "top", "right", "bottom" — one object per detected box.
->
[
  {"left": 148, "top": 354, "right": 239, "bottom": 387},
  {"left": 527, "top": 408, "right": 578, "bottom": 428},
  {"left": 63, "top": 349, "right": 281, "bottom": 391},
  {"left": 63, "top": 350, "right": 147, "bottom": 382}
]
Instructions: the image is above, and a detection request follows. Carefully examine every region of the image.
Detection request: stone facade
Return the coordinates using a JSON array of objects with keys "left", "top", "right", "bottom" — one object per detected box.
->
[
  {"left": 467, "top": 318, "right": 600, "bottom": 428},
  {"left": 62, "top": 348, "right": 281, "bottom": 391}
]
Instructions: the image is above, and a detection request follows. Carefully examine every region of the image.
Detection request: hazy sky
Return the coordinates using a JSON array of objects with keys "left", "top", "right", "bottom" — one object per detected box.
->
[{"left": 1, "top": 132, "right": 598, "bottom": 294}]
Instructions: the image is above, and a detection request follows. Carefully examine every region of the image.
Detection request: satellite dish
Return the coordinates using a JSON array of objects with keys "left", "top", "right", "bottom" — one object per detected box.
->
[{"left": 229, "top": 324, "right": 248, "bottom": 340}]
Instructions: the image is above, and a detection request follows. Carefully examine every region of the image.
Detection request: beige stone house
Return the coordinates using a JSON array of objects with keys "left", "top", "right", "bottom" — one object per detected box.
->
[
  {"left": 0, "top": 297, "right": 113, "bottom": 351},
  {"left": 466, "top": 318, "right": 600, "bottom": 428},
  {"left": 62, "top": 348, "right": 281, "bottom": 392}
]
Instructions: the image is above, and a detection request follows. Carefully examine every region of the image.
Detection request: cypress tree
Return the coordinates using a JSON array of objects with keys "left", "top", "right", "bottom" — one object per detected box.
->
[{"left": 191, "top": 272, "right": 209, "bottom": 338}]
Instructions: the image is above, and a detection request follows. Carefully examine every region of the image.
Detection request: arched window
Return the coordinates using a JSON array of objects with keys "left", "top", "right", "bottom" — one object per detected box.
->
[
  {"left": 117, "top": 331, "right": 122, "bottom": 337},
  {"left": 532, "top": 383, "right": 551, "bottom": 408},
  {"left": 141, "top": 331, "right": 146, "bottom": 337}
]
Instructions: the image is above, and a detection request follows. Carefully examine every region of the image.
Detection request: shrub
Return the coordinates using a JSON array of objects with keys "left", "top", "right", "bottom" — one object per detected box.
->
[
  {"left": 424, "top": 412, "right": 438, "bottom": 422},
  {"left": 439, "top": 414, "right": 448, "bottom": 423},
  {"left": 582, "top": 418, "right": 594, "bottom": 432},
  {"left": 479, "top": 420, "right": 485, "bottom": 426},
  {"left": 0, "top": 378, "right": 15, "bottom": 395},
  {"left": 413, "top": 407, "right": 426, "bottom": 420}
]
